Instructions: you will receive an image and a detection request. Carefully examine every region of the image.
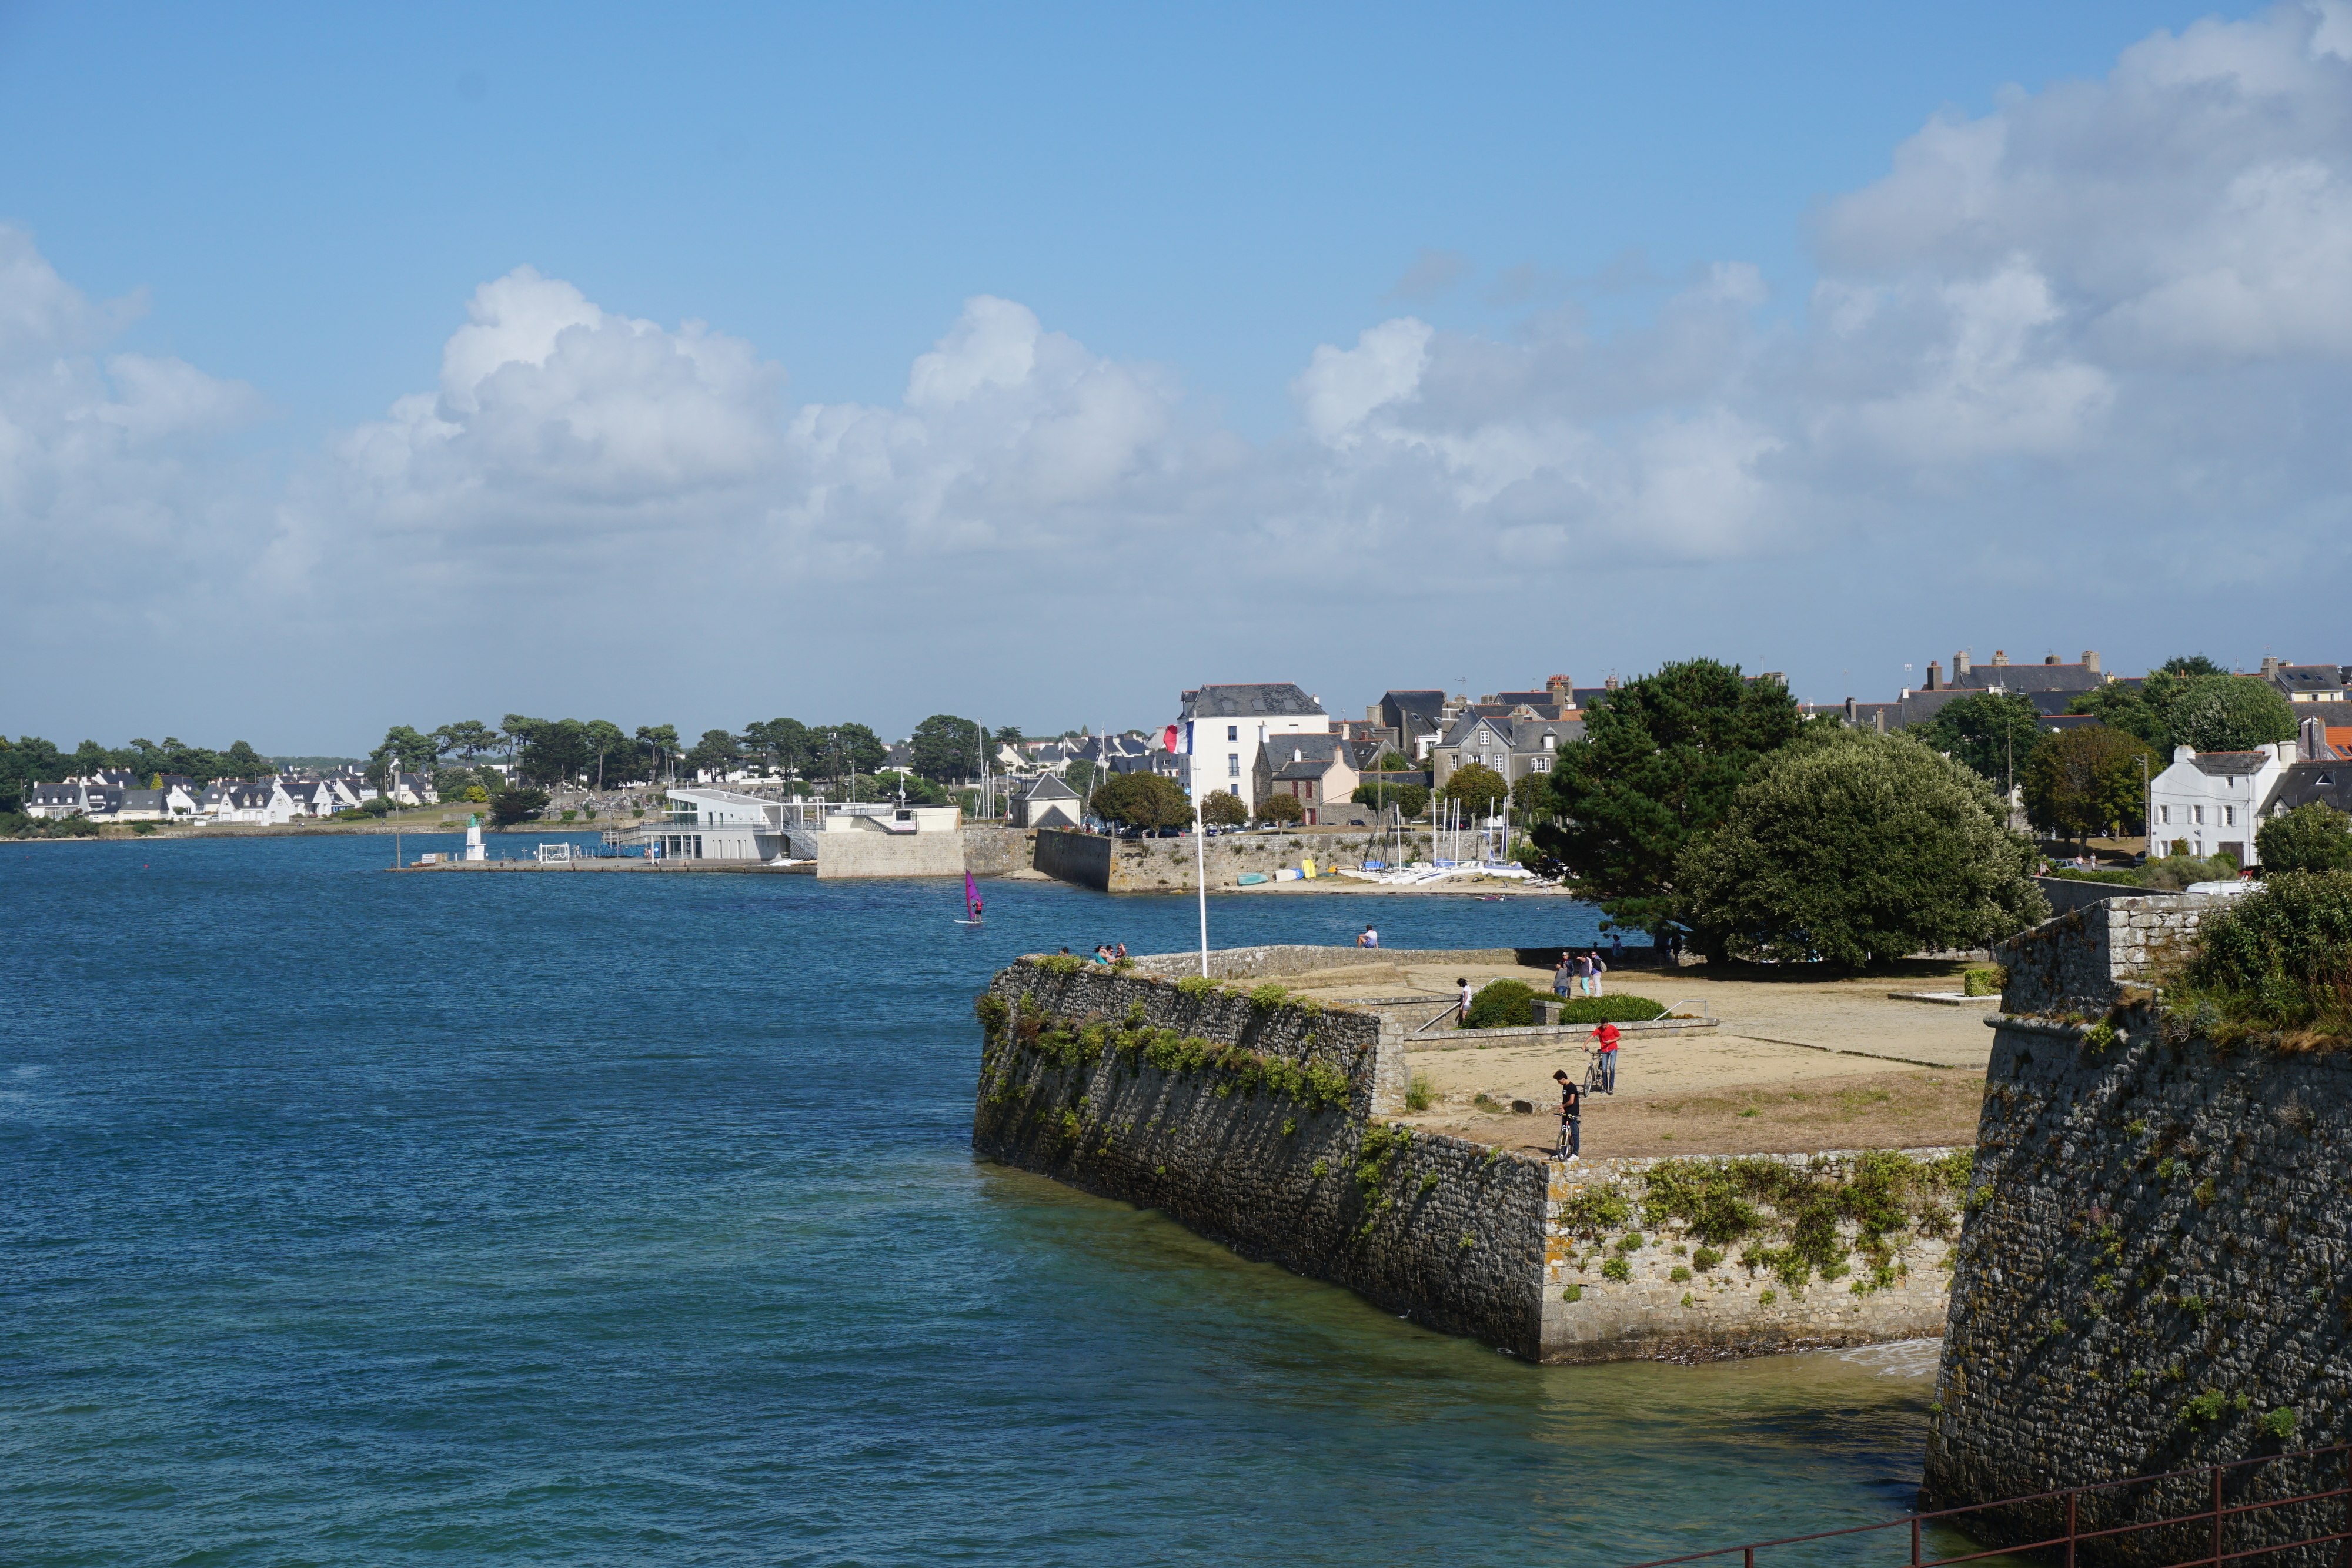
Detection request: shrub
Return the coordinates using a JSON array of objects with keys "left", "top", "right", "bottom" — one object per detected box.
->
[
  {"left": 1464, "top": 979, "right": 1535, "bottom": 1029},
  {"left": 1601, "top": 1256, "right": 1631, "bottom": 1282},
  {"left": 1692, "top": 1246, "right": 1722, "bottom": 1272},
  {"left": 2181, "top": 1389, "right": 2228, "bottom": 1429},
  {"left": 1963, "top": 965, "right": 2006, "bottom": 998},
  {"left": 1552, "top": 994, "right": 1676, "bottom": 1024},
  {"left": 2175, "top": 870, "right": 2352, "bottom": 1037},
  {"left": 1561, "top": 1285, "right": 1583, "bottom": 1303},
  {"left": 2260, "top": 1406, "right": 2297, "bottom": 1441},
  {"left": 2258, "top": 802, "right": 2352, "bottom": 875},
  {"left": 1670, "top": 1266, "right": 1692, "bottom": 1283},
  {"left": 1615, "top": 1232, "right": 1644, "bottom": 1252},
  {"left": 1404, "top": 1074, "right": 1435, "bottom": 1112}
]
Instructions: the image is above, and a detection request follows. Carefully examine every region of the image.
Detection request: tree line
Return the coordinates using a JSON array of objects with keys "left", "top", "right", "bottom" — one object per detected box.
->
[
  {"left": 0, "top": 735, "right": 276, "bottom": 812},
  {"left": 364, "top": 712, "right": 1013, "bottom": 798}
]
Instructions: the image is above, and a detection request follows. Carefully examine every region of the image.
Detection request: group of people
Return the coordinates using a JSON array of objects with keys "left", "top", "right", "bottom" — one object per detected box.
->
[
  {"left": 1051, "top": 944, "right": 1129, "bottom": 964},
  {"left": 1553, "top": 949, "right": 1609, "bottom": 997}
]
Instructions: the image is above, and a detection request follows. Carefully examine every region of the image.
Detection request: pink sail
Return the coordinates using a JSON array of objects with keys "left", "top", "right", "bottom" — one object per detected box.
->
[{"left": 964, "top": 871, "right": 981, "bottom": 920}]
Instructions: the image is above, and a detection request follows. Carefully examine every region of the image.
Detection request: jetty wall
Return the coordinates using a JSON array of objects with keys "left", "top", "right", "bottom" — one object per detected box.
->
[{"left": 974, "top": 951, "right": 1966, "bottom": 1364}]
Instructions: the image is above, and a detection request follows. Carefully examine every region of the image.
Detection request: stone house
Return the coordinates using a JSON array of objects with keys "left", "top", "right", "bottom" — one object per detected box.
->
[
  {"left": 1010, "top": 774, "right": 1083, "bottom": 830},
  {"left": 1430, "top": 712, "right": 1585, "bottom": 792},
  {"left": 1252, "top": 734, "right": 1361, "bottom": 825}
]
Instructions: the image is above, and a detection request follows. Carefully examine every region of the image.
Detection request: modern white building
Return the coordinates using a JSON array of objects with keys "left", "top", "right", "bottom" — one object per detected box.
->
[
  {"left": 2147, "top": 743, "right": 2293, "bottom": 865},
  {"left": 1175, "top": 683, "right": 1328, "bottom": 808}
]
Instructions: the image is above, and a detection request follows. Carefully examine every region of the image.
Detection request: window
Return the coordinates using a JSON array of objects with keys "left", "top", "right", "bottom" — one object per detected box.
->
[
  {"left": 1532, "top": 756, "right": 1550, "bottom": 773},
  {"left": 2160, "top": 805, "right": 2171, "bottom": 824},
  {"left": 2224, "top": 805, "right": 2236, "bottom": 827},
  {"left": 1227, "top": 754, "right": 1240, "bottom": 777},
  {"left": 2193, "top": 805, "right": 2205, "bottom": 825},
  {"left": 1226, "top": 726, "right": 1238, "bottom": 742}
]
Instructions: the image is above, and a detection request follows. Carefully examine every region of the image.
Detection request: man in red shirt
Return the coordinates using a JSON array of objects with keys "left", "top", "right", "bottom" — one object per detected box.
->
[{"left": 1588, "top": 1021, "right": 1619, "bottom": 1094}]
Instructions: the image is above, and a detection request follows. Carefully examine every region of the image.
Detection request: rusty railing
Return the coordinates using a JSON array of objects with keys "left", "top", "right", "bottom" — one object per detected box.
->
[{"left": 1622, "top": 1445, "right": 2352, "bottom": 1568}]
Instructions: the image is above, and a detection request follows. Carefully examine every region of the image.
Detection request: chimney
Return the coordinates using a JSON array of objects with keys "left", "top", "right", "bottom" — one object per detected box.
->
[
  {"left": 2083, "top": 650, "right": 2101, "bottom": 674},
  {"left": 1955, "top": 650, "right": 1972, "bottom": 681},
  {"left": 1548, "top": 674, "right": 1572, "bottom": 703},
  {"left": 1925, "top": 660, "right": 1942, "bottom": 691},
  {"left": 2043, "top": 654, "right": 2060, "bottom": 665},
  {"left": 1992, "top": 650, "right": 2010, "bottom": 666},
  {"left": 1605, "top": 676, "right": 1619, "bottom": 691},
  {"left": 2261, "top": 656, "right": 2282, "bottom": 678},
  {"left": 1844, "top": 696, "right": 1858, "bottom": 724}
]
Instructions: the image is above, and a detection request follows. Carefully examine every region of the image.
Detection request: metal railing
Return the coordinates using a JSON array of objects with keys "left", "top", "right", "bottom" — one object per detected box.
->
[{"left": 1620, "top": 1445, "right": 2352, "bottom": 1568}]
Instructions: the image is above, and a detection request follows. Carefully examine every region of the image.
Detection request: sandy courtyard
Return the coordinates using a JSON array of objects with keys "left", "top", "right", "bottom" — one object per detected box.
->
[{"left": 1273, "top": 958, "right": 1999, "bottom": 1156}]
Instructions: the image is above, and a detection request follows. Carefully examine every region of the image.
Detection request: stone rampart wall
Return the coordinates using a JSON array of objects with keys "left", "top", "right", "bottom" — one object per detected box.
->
[
  {"left": 973, "top": 962, "right": 1551, "bottom": 1354},
  {"left": 813, "top": 829, "right": 968, "bottom": 878},
  {"left": 974, "top": 957, "right": 1968, "bottom": 1365},
  {"left": 1541, "top": 1151, "right": 1960, "bottom": 1364},
  {"left": 963, "top": 825, "right": 1034, "bottom": 877},
  {"left": 1923, "top": 1012, "right": 2352, "bottom": 1562},
  {"left": 1998, "top": 895, "right": 2212, "bottom": 1017}
]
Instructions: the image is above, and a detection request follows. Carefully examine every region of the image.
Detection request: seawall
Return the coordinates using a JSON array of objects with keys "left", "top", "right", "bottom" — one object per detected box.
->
[{"left": 974, "top": 952, "right": 1965, "bottom": 1363}]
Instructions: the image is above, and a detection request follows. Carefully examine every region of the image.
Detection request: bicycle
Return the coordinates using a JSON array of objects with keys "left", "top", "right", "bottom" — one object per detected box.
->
[{"left": 1553, "top": 1108, "right": 1581, "bottom": 1161}]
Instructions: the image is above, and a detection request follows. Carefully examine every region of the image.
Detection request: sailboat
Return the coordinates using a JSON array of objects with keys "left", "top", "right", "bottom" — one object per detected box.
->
[{"left": 955, "top": 871, "right": 984, "bottom": 925}]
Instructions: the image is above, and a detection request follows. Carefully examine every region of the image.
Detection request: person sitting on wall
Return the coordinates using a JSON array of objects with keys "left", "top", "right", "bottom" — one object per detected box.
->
[
  {"left": 1587, "top": 1021, "right": 1621, "bottom": 1094},
  {"left": 1357, "top": 924, "right": 1379, "bottom": 949}
]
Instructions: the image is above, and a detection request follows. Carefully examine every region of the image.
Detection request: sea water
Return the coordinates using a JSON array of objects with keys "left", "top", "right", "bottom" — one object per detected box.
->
[{"left": 4, "top": 837, "right": 1944, "bottom": 1566}]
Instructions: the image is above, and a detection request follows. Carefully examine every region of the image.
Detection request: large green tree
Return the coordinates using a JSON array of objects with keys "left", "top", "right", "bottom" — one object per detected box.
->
[
  {"left": 634, "top": 724, "right": 681, "bottom": 785},
  {"left": 510, "top": 718, "right": 592, "bottom": 786},
  {"left": 1091, "top": 770, "right": 1191, "bottom": 830},
  {"left": 1353, "top": 779, "right": 1429, "bottom": 819},
  {"left": 1532, "top": 658, "right": 1803, "bottom": 928},
  {"left": 582, "top": 720, "right": 633, "bottom": 790},
  {"left": 685, "top": 728, "right": 743, "bottom": 780},
  {"left": 909, "top": 714, "right": 985, "bottom": 783},
  {"left": 433, "top": 720, "right": 500, "bottom": 762},
  {"left": 814, "top": 723, "right": 887, "bottom": 790},
  {"left": 740, "top": 718, "right": 814, "bottom": 779},
  {"left": 1198, "top": 790, "right": 1248, "bottom": 827},
  {"left": 2257, "top": 802, "right": 2352, "bottom": 875},
  {"left": 2171, "top": 675, "right": 2297, "bottom": 753},
  {"left": 1908, "top": 691, "right": 2044, "bottom": 792},
  {"left": 1441, "top": 762, "right": 1509, "bottom": 817},
  {"left": 1681, "top": 728, "right": 2046, "bottom": 966},
  {"left": 2021, "top": 724, "right": 2160, "bottom": 845},
  {"left": 2066, "top": 656, "right": 2267, "bottom": 754}
]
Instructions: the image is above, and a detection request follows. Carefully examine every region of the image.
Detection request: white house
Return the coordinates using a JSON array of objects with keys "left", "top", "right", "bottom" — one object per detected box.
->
[
  {"left": 2148, "top": 743, "right": 2293, "bottom": 865},
  {"left": 1175, "top": 683, "right": 1327, "bottom": 807},
  {"left": 1010, "top": 774, "right": 1083, "bottom": 830},
  {"left": 199, "top": 780, "right": 296, "bottom": 825}
]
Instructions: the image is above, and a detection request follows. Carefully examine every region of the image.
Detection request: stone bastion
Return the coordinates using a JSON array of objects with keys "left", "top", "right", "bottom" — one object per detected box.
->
[
  {"left": 971, "top": 947, "right": 1966, "bottom": 1364},
  {"left": 1923, "top": 892, "right": 2352, "bottom": 1563}
]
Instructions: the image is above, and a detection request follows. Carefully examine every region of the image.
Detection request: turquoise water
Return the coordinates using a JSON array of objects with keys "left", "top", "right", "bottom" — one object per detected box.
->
[{"left": 4, "top": 837, "right": 1939, "bottom": 1566}]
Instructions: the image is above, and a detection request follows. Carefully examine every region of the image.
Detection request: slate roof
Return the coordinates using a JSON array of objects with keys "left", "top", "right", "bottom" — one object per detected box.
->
[
  {"left": 1258, "top": 734, "right": 1353, "bottom": 768},
  {"left": 2271, "top": 664, "right": 2350, "bottom": 698},
  {"left": 1949, "top": 661, "right": 2108, "bottom": 695},
  {"left": 2191, "top": 751, "right": 2276, "bottom": 777},
  {"left": 1020, "top": 774, "right": 1080, "bottom": 801},
  {"left": 2264, "top": 761, "right": 2352, "bottom": 817},
  {"left": 1181, "top": 683, "right": 1323, "bottom": 720}
]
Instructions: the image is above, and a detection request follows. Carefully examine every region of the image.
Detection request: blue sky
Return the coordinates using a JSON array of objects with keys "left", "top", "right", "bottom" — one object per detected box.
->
[{"left": 6, "top": 0, "right": 2348, "bottom": 750}]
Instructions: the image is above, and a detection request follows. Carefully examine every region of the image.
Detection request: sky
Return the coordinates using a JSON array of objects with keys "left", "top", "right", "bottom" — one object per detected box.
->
[{"left": 5, "top": 0, "right": 2350, "bottom": 752}]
